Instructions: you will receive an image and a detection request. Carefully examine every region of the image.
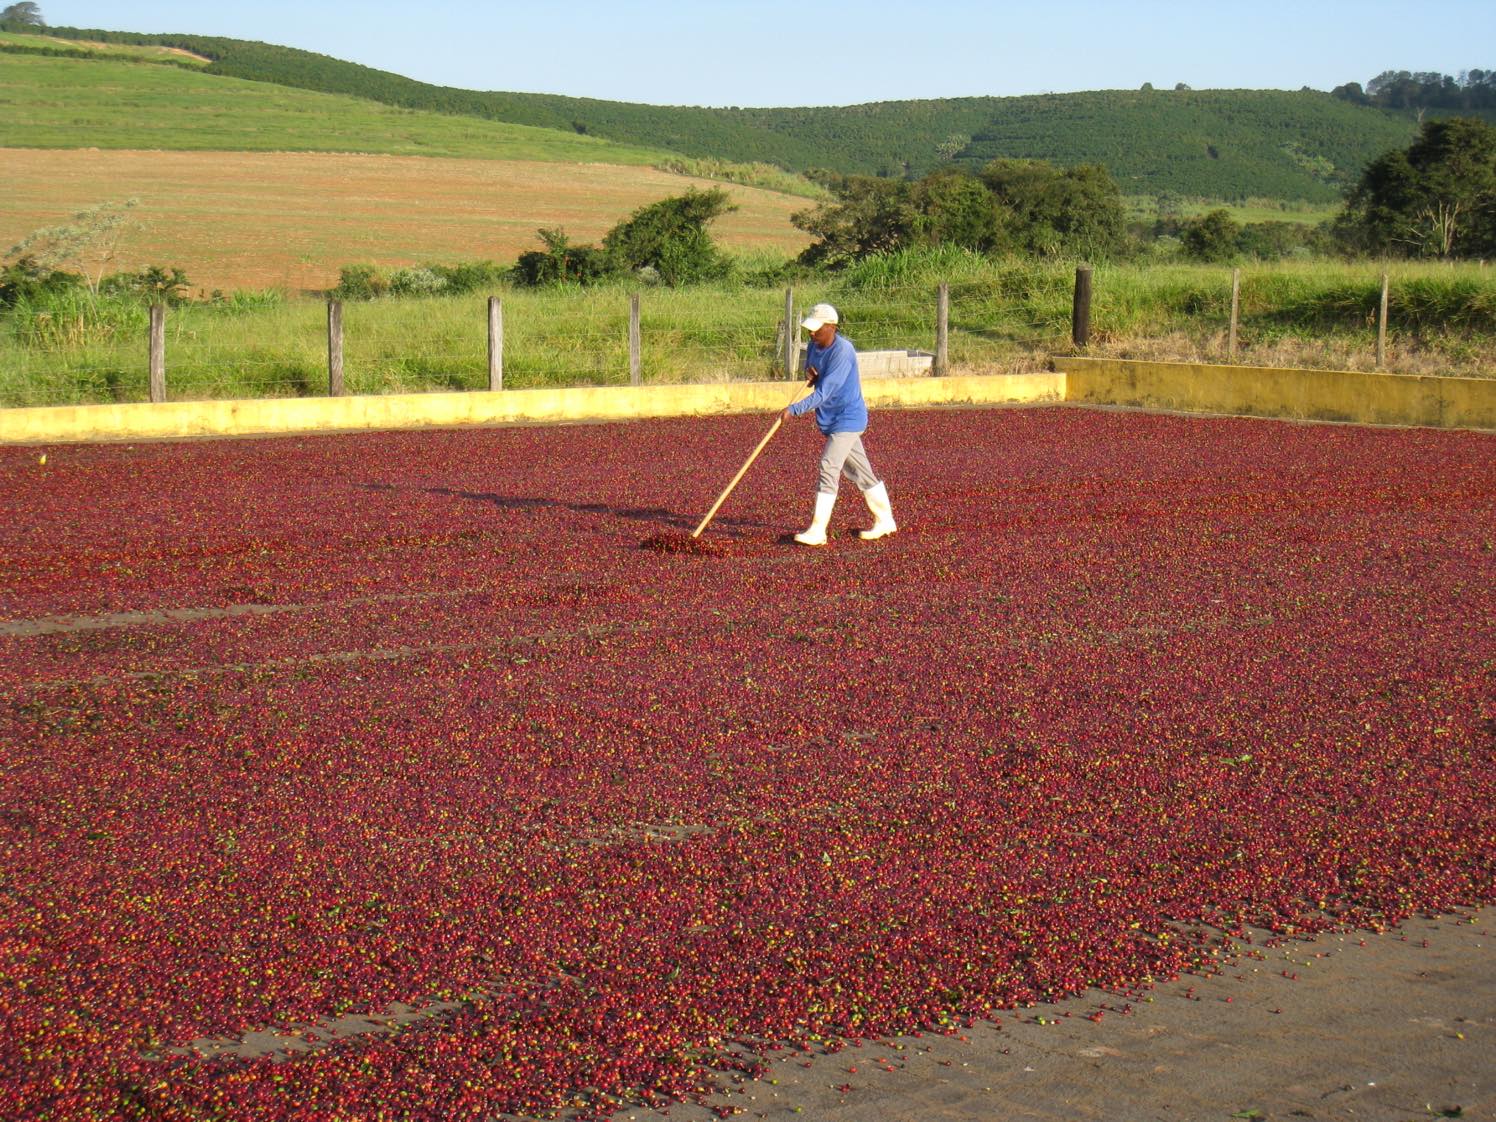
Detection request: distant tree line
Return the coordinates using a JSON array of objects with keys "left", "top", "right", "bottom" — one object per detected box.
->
[{"left": 1333, "top": 70, "right": 1496, "bottom": 114}]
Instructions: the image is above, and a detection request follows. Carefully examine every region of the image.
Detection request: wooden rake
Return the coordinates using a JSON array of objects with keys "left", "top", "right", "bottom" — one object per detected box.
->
[{"left": 691, "top": 385, "right": 807, "bottom": 539}]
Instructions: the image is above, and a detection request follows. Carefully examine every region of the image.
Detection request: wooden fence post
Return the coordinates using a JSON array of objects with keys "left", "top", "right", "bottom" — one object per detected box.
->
[
  {"left": 1376, "top": 273, "right": 1389, "bottom": 370},
  {"left": 783, "top": 286, "right": 796, "bottom": 377},
  {"left": 148, "top": 304, "right": 166, "bottom": 403},
  {"left": 487, "top": 296, "right": 503, "bottom": 391},
  {"left": 1228, "top": 268, "right": 1241, "bottom": 361},
  {"left": 628, "top": 293, "right": 641, "bottom": 387},
  {"left": 1071, "top": 265, "right": 1092, "bottom": 349},
  {"left": 327, "top": 299, "right": 344, "bottom": 397},
  {"left": 934, "top": 282, "right": 949, "bottom": 377}
]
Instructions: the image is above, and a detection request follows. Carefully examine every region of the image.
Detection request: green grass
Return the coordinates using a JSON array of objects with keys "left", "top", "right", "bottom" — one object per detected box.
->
[
  {"left": 0, "top": 54, "right": 670, "bottom": 163},
  {"left": 4, "top": 256, "right": 1493, "bottom": 408}
]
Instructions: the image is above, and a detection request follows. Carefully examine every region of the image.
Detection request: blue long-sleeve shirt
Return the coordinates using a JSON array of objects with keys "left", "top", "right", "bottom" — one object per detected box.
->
[{"left": 789, "top": 333, "right": 868, "bottom": 435}]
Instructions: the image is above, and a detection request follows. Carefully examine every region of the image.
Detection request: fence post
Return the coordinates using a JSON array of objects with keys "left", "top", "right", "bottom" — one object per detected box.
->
[
  {"left": 487, "top": 296, "right": 503, "bottom": 391},
  {"left": 629, "top": 293, "right": 641, "bottom": 387},
  {"left": 327, "top": 299, "right": 344, "bottom": 397},
  {"left": 783, "top": 286, "right": 796, "bottom": 377},
  {"left": 934, "top": 282, "right": 949, "bottom": 377},
  {"left": 148, "top": 304, "right": 166, "bottom": 403},
  {"left": 1071, "top": 265, "right": 1092, "bottom": 349},
  {"left": 1228, "top": 268, "right": 1241, "bottom": 361},
  {"left": 1376, "top": 273, "right": 1389, "bottom": 370}
]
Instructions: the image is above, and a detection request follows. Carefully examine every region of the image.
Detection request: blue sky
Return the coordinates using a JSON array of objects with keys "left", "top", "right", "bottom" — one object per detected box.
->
[{"left": 36, "top": 0, "right": 1496, "bottom": 107}]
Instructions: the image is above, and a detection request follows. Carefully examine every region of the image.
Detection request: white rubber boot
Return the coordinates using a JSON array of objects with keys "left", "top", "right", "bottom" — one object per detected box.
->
[
  {"left": 794, "top": 491, "right": 836, "bottom": 546},
  {"left": 858, "top": 481, "right": 897, "bottom": 540}
]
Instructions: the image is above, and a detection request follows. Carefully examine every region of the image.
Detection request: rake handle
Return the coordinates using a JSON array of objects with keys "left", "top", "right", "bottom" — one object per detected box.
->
[{"left": 691, "top": 414, "right": 783, "bottom": 538}]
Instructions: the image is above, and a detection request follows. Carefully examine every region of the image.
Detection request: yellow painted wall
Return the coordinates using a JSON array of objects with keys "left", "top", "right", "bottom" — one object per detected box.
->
[
  {"left": 0, "top": 373, "right": 1065, "bottom": 445},
  {"left": 3, "top": 360, "right": 1491, "bottom": 445},
  {"left": 1055, "top": 357, "right": 1495, "bottom": 431}
]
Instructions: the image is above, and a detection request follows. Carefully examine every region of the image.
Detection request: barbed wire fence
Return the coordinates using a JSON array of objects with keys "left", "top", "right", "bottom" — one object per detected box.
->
[{"left": 2, "top": 265, "right": 1486, "bottom": 409}]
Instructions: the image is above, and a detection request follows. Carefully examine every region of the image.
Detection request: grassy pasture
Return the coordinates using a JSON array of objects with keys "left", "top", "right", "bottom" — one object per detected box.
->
[
  {"left": 4, "top": 255, "right": 1492, "bottom": 408},
  {"left": 0, "top": 53, "right": 671, "bottom": 163},
  {"left": 0, "top": 148, "right": 811, "bottom": 293}
]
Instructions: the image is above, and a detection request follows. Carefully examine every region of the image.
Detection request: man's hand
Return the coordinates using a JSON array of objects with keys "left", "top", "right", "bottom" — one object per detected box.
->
[
  {"left": 781, "top": 407, "right": 794, "bottom": 421},
  {"left": 805, "top": 365, "right": 819, "bottom": 386}
]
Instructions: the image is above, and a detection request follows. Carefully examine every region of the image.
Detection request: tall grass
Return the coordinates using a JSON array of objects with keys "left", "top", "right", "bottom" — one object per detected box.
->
[{"left": 3, "top": 256, "right": 1493, "bottom": 408}]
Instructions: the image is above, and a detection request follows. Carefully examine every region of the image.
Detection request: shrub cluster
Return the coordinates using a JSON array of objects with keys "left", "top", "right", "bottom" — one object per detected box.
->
[
  {"left": 512, "top": 188, "right": 737, "bottom": 289},
  {"left": 0, "top": 256, "right": 81, "bottom": 310},
  {"left": 330, "top": 261, "right": 508, "bottom": 301},
  {"left": 1160, "top": 211, "right": 1336, "bottom": 263},
  {"left": 793, "top": 159, "right": 1130, "bottom": 268},
  {"left": 2, "top": 259, "right": 203, "bottom": 346}
]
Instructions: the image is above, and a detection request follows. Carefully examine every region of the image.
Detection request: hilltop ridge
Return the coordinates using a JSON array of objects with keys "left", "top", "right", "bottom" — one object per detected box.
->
[{"left": 0, "top": 22, "right": 1448, "bottom": 201}]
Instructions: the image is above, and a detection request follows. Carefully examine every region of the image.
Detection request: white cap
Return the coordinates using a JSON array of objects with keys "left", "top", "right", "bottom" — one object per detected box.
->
[{"left": 801, "top": 303, "right": 839, "bottom": 331}]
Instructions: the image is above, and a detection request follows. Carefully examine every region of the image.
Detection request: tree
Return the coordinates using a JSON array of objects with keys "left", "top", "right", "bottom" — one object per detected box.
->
[
  {"left": 0, "top": 3, "right": 44, "bottom": 26},
  {"left": 979, "top": 159, "right": 1127, "bottom": 258},
  {"left": 1180, "top": 209, "right": 1242, "bottom": 261},
  {"left": 1345, "top": 69, "right": 1496, "bottom": 113},
  {"left": 913, "top": 170, "right": 1005, "bottom": 252},
  {"left": 5, "top": 199, "right": 140, "bottom": 294},
  {"left": 601, "top": 187, "right": 736, "bottom": 286},
  {"left": 794, "top": 159, "right": 1129, "bottom": 265},
  {"left": 934, "top": 133, "right": 970, "bottom": 162},
  {"left": 1340, "top": 116, "right": 1496, "bottom": 257},
  {"left": 791, "top": 177, "right": 921, "bottom": 267},
  {"left": 1331, "top": 81, "right": 1368, "bottom": 105}
]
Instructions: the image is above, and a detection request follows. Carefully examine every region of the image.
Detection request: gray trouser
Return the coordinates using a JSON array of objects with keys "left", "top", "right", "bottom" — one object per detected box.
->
[{"left": 817, "top": 431, "right": 880, "bottom": 496}]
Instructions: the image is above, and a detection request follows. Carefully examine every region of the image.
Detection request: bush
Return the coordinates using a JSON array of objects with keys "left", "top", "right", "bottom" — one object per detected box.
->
[
  {"left": 513, "top": 230, "right": 611, "bottom": 287},
  {"left": 331, "top": 264, "right": 388, "bottom": 300},
  {"left": 98, "top": 265, "right": 192, "bottom": 305},
  {"left": 430, "top": 261, "right": 507, "bottom": 294},
  {"left": 1236, "top": 221, "right": 1319, "bottom": 261},
  {"left": 388, "top": 267, "right": 447, "bottom": 297},
  {"left": 602, "top": 188, "right": 736, "bottom": 287},
  {"left": 331, "top": 261, "right": 509, "bottom": 299},
  {"left": 1180, "top": 210, "right": 1242, "bottom": 262},
  {"left": 0, "top": 256, "right": 82, "bottom": 310}
]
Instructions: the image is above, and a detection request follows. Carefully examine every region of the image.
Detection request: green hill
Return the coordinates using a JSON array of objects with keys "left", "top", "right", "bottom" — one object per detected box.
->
[
  {"left": 946, "top": 89, "right": 1416, "bottom": 199},
  {"left": 0, "top": 23, "right": 1454, "bottom": 201},
  {"left": 0, "top": 52, "right": 671, "bottom": 164}
]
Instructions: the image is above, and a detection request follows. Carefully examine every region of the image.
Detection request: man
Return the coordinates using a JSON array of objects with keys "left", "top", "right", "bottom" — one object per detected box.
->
[{"left": 781, "top": 303, "right": 897, "bottom": 546}]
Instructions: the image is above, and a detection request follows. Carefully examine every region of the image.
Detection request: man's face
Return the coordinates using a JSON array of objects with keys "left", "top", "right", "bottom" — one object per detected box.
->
[{"left": 809, "top": 321, "right": 837, "bottom": 347}]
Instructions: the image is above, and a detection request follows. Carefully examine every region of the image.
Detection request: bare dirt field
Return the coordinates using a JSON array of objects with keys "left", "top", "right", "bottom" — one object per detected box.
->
[{"left": 0, "top": 148, "right": 810, "bottom": 293}]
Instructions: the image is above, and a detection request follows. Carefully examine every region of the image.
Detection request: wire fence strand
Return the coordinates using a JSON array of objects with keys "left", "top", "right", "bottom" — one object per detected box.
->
[{"left": 4, "top": 263, "right": 1495, "bottom": 407}]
